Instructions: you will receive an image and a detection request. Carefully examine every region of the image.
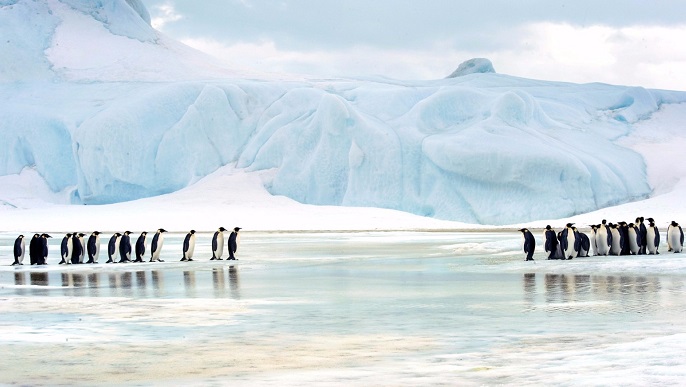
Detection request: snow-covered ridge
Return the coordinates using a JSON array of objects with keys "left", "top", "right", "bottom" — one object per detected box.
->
[{"left": 2, "top": 0, "right": 686, "bottom": 226}]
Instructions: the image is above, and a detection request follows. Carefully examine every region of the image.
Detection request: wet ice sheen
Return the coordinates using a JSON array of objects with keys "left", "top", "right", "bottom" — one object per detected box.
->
[{"left": 0, "top": 231, "right": 685, "bottom": 386}]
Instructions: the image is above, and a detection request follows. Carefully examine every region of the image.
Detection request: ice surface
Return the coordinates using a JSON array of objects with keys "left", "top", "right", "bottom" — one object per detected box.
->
[
  {"left": 2, "top": 0, "right": 686, "bottom": 227},
  {"left": 446, "top": 57, "right": 496, "bottom": 78}
]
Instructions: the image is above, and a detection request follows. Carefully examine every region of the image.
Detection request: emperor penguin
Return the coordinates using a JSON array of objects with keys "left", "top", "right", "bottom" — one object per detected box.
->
[
  {"left": 59, "top": 233, "right": 73, "bottom": 265},
  {"left": 519, "top": 228, "right": 535, "bottom": 261},
  {"left": 617, "top": 222, "right": 631, "bottom": 256},
  {"left": 13, "top": 235, "right": 25, "bottom": 266},
  {"left": 71, "top": 233, "right": 85, "bottom": 264},
  {"left": 134, "top": 231, "right": 147, "bottom": 262},
  {"left": 119, "top": 231, "right": 132, "bottom": 263},
  {"left": 636, "top": 217, "right": 647, "bottom": 254},
  {"left": 87, "top": 231, "right": 101, "bottom": 264},
  {"left": 595, "top": 220, "right": 612, "bottom": 256},
  {"left": 211, "top": 227, "right": 227, "bottom": 260},
  {"left": 181, "top": 230, "right": 196, "bottom": 262},
  {"left": 609, "top": 223, "right": 622, "bottom": 256},
  {"left": 40, "top": 234, "right": 51, "bottom": 265},
  {"left": 577, "top": 230, "right": 591, "bottom": 257},
  {"left": 107, "top": 233, "right": 121, "bottom": 263},
  {"left": 589, "top": 225, "right": 599, "bottom": 256},
  {"left": 543, "top": 225, "right": 559, "bottom": 259},
  {"left": 228, "top": 227, "right": 241, "bottom": 260},
  {"left": 149, "top": 228, "right": 167, "bottom": 262},
  {"left": 667, "top": 221, "right": 684, "bottom": 253},
  {"left": 646, "top": 218, "right": 660, "bottom": 255},
  {"left": 29, "top": 234, "right": 41, "bottom": 265},
  {"left": 560, "top": 223, "right": 579, "bottom": 259},
  {"left": 627, "top": 223, "right": 640, "bottom": 255}
]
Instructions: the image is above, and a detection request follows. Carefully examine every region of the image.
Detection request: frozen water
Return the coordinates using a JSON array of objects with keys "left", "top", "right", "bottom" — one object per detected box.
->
[
  {"left": 1, "top": 231, "right": 685, "bottom": 385},
  {"left": 2, "top": 0, "right": 686, "bottom": 225}
]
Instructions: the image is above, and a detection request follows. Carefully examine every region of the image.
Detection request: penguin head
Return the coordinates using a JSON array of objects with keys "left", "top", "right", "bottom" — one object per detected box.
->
[
  {"left": 545, "top": 225, "right": 551, "bottom": 230},
  {"left": 219, "top": 227, "right": 227, "bottom": 232},
  {"left": 647, "top": 217, "right": 655, "bottom": 223},
  {"left": 158, "top": 228, "right": 167, "bottom": 233},
  {"left": 18, "top": 235, "right": 24, "bottom": 239},
  {"left": 671, "top": 221, "right": 679, "bottom": 227},
  {"left": 124, "top": 231, "right": 131, "bottom": 235},
  {"left": 141, "top": 231, "right": 147, "bottom": 235},
  {"left": 566, "top": 223, "right": 574, "bottom": 228},
  {"left": 518, "top": 228, "right": 528, "bottom": 233},
  {"left": 602, "top": 219, "right": 607, "bottom": 224},
  {"left": 234, "top": 227, "right": 241, "bottom": 232},
  {"left": 93, "top": 231, "right": 100, "bottom": 235},
  {"left": 190, "top": 229, "right": 196, "bottom": 234},
  {"left": 66, "top": 233, "right": 72, "bottom": 237},
  {"left": 43, "top": 234, "right": 52, "bottom": 238},
  {"left": 115, "top": 232, "right": 122, "bottom": 236}
]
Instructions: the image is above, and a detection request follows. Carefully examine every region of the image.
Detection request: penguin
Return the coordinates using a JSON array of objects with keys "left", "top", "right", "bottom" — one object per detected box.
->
[
  {"left": 627, "top": 223, "right": 640, "bottom": 255},
  {"left": 211, "top": 227, "right": 227, "bottom": 260},
  {"left": 636, "top": 217, "right": 647, "bottom": 254},
  {"left": 667, "top": 221, "right": 684, "bottom": 253},
  {"left": 40, "top": 233, "right": 51, "bottom": 265},
  {"left": 560, "top": 223, "right": 579, "bottom": 259},
  {"left": 543, "top": 225, "right": 559, "bottom": 259},
  {"left": 59, "top": 233, "right": 73, "bottom": 265},
  {"left": 118, "top": 231, "right": 132, "bottom": 263},
  {"left": 181, "top": 230, "right": 196, "bottom": 261},
  {"left": 71, "top": 233, "right": 85, "bottom": 264},
  {"left": 617, "top": 222, "right": 631, "bottom": 256},
  {"left": 107, "top": 233, "right": 121, "bottom": 263},
  {"left": 646, "top": 218, "right": 660, "bottom": 255},
  {"left": 609, "top": 223, "right": 622, "bottom": 256},
  {"left": 227, "top": 227, "right": 241, "bottom": 260},
  {"left": 12, "top": 235, "right": 25, "bottom": 266},
  {"left": 589, "top": 225, "right": 599, "bottom": 256},
  {"left": 149, "top": 228, "right": 167, "bottom": 262},
  {"left": 134, "top": 231, "right": 147, "bottom": 262},
  {"left": 595, "top": 220, "right": 612, "bottom": 256},
  {"left": 29, "top": 234, "right": 41, "bottom": 265},
  {"left": 87, "top": 231, "right": 101, "bottom": 264},
  {"left": 519, "top": 228, "right": 535, "bottom": 261},
  {"left": 578, "top": 231, "right": 591, "bottom": 257}
]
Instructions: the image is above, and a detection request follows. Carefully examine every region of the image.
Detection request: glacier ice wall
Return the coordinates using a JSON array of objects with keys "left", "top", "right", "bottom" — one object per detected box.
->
[{"left": 3, "top": 0, "right": 686, "bottom": 224}]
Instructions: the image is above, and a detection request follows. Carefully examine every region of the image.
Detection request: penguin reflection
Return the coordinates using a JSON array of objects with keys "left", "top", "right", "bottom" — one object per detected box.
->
[
  {"left": 14, "top": 272, "right": 26, "bottom": 295},
  {"left": 228, "top": 265, "right": 240, "bottom": 299},
  {"left": 151, "top": 270, "right": 164, "bottom": 297},
  {"left": 212, "top": 268, "right": 226, "bottom": 297},
  {"left": 183, "top": 271, "right": 196, "bottom": 298}
]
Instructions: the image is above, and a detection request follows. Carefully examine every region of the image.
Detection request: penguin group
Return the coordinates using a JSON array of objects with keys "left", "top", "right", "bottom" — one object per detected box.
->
[
  {"left": 520, "top": 217, "right": 684, "bottom": 261},
  {"left": 10, "top": 227, "right": 242, "bottom": 266}
]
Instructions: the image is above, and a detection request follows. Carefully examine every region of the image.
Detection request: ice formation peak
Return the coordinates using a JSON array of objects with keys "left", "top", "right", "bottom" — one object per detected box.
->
[{"left": 446, "top": 58, "right": 496, "bottom": 78}]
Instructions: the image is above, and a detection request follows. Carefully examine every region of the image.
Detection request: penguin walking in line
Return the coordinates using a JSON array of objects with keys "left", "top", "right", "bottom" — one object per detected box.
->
[
  {"left": 228, "top": 227, "right": 241, "bottom": 260},
  {"left": 627, "top": 223, "right": 640, "bottom": 255},
  {"left": 13, "top": 235, "right": 25, "bottom": 266},
  {"left": 609, "top": 223, "right": 622, "bottom": 256},
  {"left": 59, "top": 233, "right": 73, "bottom": 265},
  {"left": 134, "top": 232, "right": 147, "bottom": 263},
  {"left": 40, "top": 233, "right": 51, "bottom": 265},
  {"left": 119, "top": 231, "right": 132, "bottom": 263},
  {"left": 29, "top": 234, "right": 41, "bottom": 265},
  {"left": 519, "top": 228, "right": 535, "bottom": 261},
  {"left": 636, "top": 217, "right": 647, "bottom": 254},
  {"left": 560, "top": 223, "right": 579, "bottom": 259},
  {"left": 544, "top": 225, "right": 559, "bottom": 259},
  {"left": 595, "top": 220, "right": 612, "bottom": 256},
  {"left": 107, "top": 233, "right": 121, "bottom": 263},
  {"left": 71, "top": 233, "right": 85, "bottom": 264},
  {"left": 667, "top": 221, "right": 684, "bottom": 253},
  {"left": 149, "top": 228, "right": 167, "bottom": 262},
  {"left": 181, "top": 230, "right": 196, "bottom": 262},
  {"left": 87, "top": 231, "right": 101, "bottom": 264},
  {"left": 589, "top": 225, "right": 599, "bottom": 256},
  {"left": 211, "top": 227, "right": 227, "bottom": 260},
  {"left": 646, "top": 218, "right": 660, "bottom": 255}
]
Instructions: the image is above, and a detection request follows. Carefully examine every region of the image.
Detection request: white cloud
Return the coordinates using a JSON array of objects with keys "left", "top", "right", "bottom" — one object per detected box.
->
[{"left": 150, "top": 3, "right": 183, "bottom": 30}]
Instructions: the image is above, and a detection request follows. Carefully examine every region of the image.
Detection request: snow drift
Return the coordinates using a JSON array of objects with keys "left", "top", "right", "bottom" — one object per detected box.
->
[{"left": 1, "top": 0, "right": 686, "bottom": 225}]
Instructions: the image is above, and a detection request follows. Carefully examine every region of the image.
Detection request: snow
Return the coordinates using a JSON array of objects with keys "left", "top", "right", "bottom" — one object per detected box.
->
[{"left": 446, "top": 57, "right": 496, "bottom": 78}]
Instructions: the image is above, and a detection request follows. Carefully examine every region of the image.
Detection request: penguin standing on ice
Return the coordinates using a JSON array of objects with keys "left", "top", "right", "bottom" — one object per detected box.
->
[
  {"left": 29, "top": 234, "right": 41, "bottom": 265},
  {"left": 107, "top": 233, "right": 121, "bottom": 263},
  {"left": 149, "top": 228, "right": 167, "bottom": 262},
  {"left": 71, "top": 233, "right": 85, "bottom": 264},
  {"left": 119, "top": 231, "right": 132, "bottom": 263},
  {"left": 543, "top": 225, "right": 559, "bottom": 259},
  {"left": 636, "top": 217, "right": 647, "bottom": 254},
  {"left": 577, "top": 230, "right": 591, "bottom": 257},
  {"left": 210, "top": 227, "right": 227, "bottom": 260},
  {"left": 589, "top": 225, "right": 599, "bottom": 256},
  {"left": 609, "top": 223, "right": 622, "bottom": 256},
  {"left": 134, "top": 232, "right": 147, "bottom": 262},
  {"left": 227, "top": 227, "right": 241, "bottom": 260},
  {"left": 181, "top": 230, "right": 196, "bottom": 262},
  {"left": 617, "top": 222, "right": 631, "bottom": 256},
  {"left": 87, "top": 231, "right": 101, "bottom": 264},
  {"left": 646, "top": 218, "right": 660, "bottom": 255},
  {"left": 560, "top": 223, "right": 579, "bottom": 259},
  {"left": 627, "top": 223, "right": 640, "bottom": 255},
  {"left": 12, "top": 235, "right": 25, "bottom": 266},
  {"left": 519, "top": 228, "right": 535, "bottom": 261},
  {"left": 595, "top": 220, "right": 612, "bottom": 256},
  {"left": 40, "top": 233, "right": 51, "bottom": 265},
  {"left": 667, "top": 221, "right": 684, "bottom": 253},
  {"left": 59, "top": 233, "right": 73, "bottom": 265}
]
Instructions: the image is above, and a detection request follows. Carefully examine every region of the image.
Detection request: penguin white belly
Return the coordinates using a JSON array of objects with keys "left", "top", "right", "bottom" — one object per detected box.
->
[
  {"left": 595, "top": 229, "right": 609, "bottom": 255},
  {"left": 610, "top": 230, "right": 621, "bottom": 255},
  {"left": 646, "top": 228, "right": 658, "bottom": 254},
  {"left": 19, "top": 240, "right": 25, "bottom": 263},
  {"left": 79, "top": 237, "right": 86, "bottom": 263},
  {"left": 93, "top": 236, "right": 101, "bottom": 262},
  {"left": 628, "top": 230, "right": 639, "bottom": 254},
  {"left": 215, "top": 233, "right": 224, "bottom": 258},
  {"left": 64, "top": 239, "right": 73, "bottom": 261},
  {"left": 590, "top": 231, "right": 598, "bottom": 256},
  {"left": 187, "top": 235, "right": 196, "bottom": 259},
  {"left": 113, "top": 238, "right": 121, "bottom": 259},
  {"left": 564, "top": 232, "right": 577, "bottom": 259},
  {"left": 668, "top": 227, "right": 682, "bottom": 253},
  {"left": 153, "top": 234, "right": 165, "bottom": 260}
]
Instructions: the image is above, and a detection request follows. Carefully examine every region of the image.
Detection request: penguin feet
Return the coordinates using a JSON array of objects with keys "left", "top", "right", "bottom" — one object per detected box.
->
[
  {"left": 11, "top": 261, "right": 18, "bottom": 266},
  {"left": 210, "top": 257, "right": 216, "bottom": 261},
  {"left": 180, "top": 258, "right": 188, "bottom": 262},
  {"left": 106, "top": 259, "right": 113, "bottom": 264},
  {"left": 217, "top": 258, "right": 224, "bottom": 260},
  {"left": 86, "top": 260, "right": 94, "bottom": 264},
  {"left": 58, "top": 260, "right": 66, "bottom": 265},
  {"left": 187, "top": 258, "right": 194, "bottom": 262}
]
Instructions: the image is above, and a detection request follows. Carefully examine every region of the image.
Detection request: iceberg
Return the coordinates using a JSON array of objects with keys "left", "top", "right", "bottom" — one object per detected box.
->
[{"left": 1, "top": 0, "right": 686, "bottom": 225}]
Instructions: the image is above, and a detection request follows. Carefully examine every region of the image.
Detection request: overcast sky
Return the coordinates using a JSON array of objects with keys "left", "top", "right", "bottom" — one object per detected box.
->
[{"left": 140, "top": 0, "right": 686, "bottom": 90}]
